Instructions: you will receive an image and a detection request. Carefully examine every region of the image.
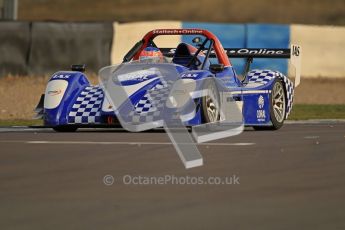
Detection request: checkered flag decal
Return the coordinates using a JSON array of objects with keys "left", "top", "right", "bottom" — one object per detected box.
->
[
  {"left": 68, "top": 86, "right": 103, "bottom": 124},
  {"left": 129, "top": 80, "right": 173, "bottom": 123},
  {"left": 247, "top": 69, "right": 295, "bottom": 119},
  {"left": 247, "top": 69, "right": 276, "bottom": 84}
]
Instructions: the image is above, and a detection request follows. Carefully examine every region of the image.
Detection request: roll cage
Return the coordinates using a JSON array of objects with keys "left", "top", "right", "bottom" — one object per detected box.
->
[{"left": 122, "top": 29, "right": 232, "bottom": 68}]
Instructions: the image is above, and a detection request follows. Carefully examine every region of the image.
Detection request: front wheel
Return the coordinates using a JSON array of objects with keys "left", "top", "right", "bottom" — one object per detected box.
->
[
  {"left": 254, "top": 79, "right": 286, "bottom": 130},
  {"left": 201, "top": 79, "right": 220, "bottom": 123}
]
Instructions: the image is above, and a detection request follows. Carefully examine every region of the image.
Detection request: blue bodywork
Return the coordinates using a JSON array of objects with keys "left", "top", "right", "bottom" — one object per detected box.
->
[{"left": 42, "top": 65, "right": 293, "bottom": 128}]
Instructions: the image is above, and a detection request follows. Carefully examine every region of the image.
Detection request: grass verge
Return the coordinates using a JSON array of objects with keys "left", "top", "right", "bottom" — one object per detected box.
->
[
  {"left": 0, "top": 104, "right": 344, "bottom": 126},
  {"left": 0, "top": 120, "right": 43, "bottom": 126},
  {"left": 287, "top": 104, "right": 345, "bottom": 120}
]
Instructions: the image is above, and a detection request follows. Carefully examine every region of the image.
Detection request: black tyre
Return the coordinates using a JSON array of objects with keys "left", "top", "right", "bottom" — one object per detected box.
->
[
  {"left": 52, "top": 125, "right": 78, "bottom": 132},
  {"left": 201, "top": 79, "right": 220, "bottom": 123},
  {"left": 254, "top": 79, "right": 286, "bottom": 130}
]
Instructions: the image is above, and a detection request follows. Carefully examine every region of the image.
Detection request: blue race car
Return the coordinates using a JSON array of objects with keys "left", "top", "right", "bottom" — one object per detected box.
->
[{"left": 34, "top": 28, "right": 301, "bottom": 132}]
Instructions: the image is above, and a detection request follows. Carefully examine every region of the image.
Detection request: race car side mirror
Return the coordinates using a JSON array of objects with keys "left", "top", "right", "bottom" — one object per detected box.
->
[
  {"left": 192, "top": 36, "right": 203, "bottom": 45},
  {"left": 209, "top": 64, "right": 224, "bottom": 73},
  {"left": 71, "top": 64, "right": 86, "bottom": 72}
]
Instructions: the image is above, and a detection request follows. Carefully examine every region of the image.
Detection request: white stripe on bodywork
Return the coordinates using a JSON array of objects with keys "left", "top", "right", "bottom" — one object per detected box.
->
[
  {"left": 231, "top": 90, "right": 271, "bottom": 95},
  {"left": 122, "top": 77, "right": 160, "bottom": 97}
]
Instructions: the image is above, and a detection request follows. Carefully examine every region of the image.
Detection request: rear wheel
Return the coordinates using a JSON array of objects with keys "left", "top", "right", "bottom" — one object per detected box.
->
[
  {"left": 254, "top": 79, "right": 286, "bottom": 130},
  {"left": 201, "top": 79, "right": 220, "bottom": 123},
  {"left": 53, "top": 126, "right": 78, "bottom": 132}
]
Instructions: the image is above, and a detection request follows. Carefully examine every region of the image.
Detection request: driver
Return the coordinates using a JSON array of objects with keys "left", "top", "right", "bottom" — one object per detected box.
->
[{"left": 138, "top": 46, "right": 164, "bottom": 63}]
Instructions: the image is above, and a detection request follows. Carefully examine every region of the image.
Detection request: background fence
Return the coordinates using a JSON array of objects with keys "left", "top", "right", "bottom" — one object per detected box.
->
[
  {"left": 1, "top": 21, "right": 344, "bottom": 77},
  {"left": 0, "top": 21, "right": 113, "bottom": 76}
]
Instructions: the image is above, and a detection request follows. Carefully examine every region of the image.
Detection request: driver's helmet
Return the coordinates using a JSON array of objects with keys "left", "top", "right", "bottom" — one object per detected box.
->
[{"left": 139, "top": 47, "right": 164, "bottom": 63}]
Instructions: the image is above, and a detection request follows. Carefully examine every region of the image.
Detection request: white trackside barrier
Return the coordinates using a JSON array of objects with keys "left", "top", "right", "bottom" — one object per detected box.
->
[
  {"left": 290, "top": 24, "right": 345, "bottom": 78},
  {"left": 111, "top": 21, "right": 182, "bottom": 64}
]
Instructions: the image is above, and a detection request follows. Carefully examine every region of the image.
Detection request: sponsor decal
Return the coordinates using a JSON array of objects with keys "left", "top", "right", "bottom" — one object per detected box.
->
[
  {"left": 164, "top": 48, "right": 290, "bottom": 57},
  {"left": 48, "top": 89, "right": 62, "bottom": 96},
  {"left": 152, "top": 29, "right": 203, "bottom": 35},
  {"left": 292, "top": 45, "right": 300, "bottom": 57},
  {"left": 181, "top": 73, "right": 199, "bottom": 78},
  {"left": 257, "top": 95, "right": 266, "bottom": 121},
  {"left": 227, "top": 49, "right": 284, "bottom": 55},
  {"left": 257, "top": 110, "right": 266, "bottom": 121},
  {"left": 258, "top": 95, "right": 264, "bottom": 109},
  {"left": 52, "top": 74, "right": 70, "bottom": 80}
]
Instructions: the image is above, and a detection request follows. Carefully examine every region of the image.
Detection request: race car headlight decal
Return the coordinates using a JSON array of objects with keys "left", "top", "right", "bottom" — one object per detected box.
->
[{"left": 44, "top": 80, "right": 68, "bottom": 109}]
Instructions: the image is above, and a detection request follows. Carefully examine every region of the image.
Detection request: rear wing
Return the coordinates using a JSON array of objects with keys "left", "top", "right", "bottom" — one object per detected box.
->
[{"left": 161, "top": 44, "right": 301, "bottom": 87}]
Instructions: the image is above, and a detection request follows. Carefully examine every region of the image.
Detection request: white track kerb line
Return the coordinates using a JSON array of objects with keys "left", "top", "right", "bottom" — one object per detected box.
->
[
  {"left": 98, "top": 62, "right": 244, "bottom": 169},
  {"left": 0, "top": 140, "right": 255, "bottom": 146}
]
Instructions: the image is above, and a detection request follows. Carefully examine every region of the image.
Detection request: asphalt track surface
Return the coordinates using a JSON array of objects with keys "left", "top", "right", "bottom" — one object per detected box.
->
[{"left": 1, "top": 122, "right": 345, "bottom": 230}]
